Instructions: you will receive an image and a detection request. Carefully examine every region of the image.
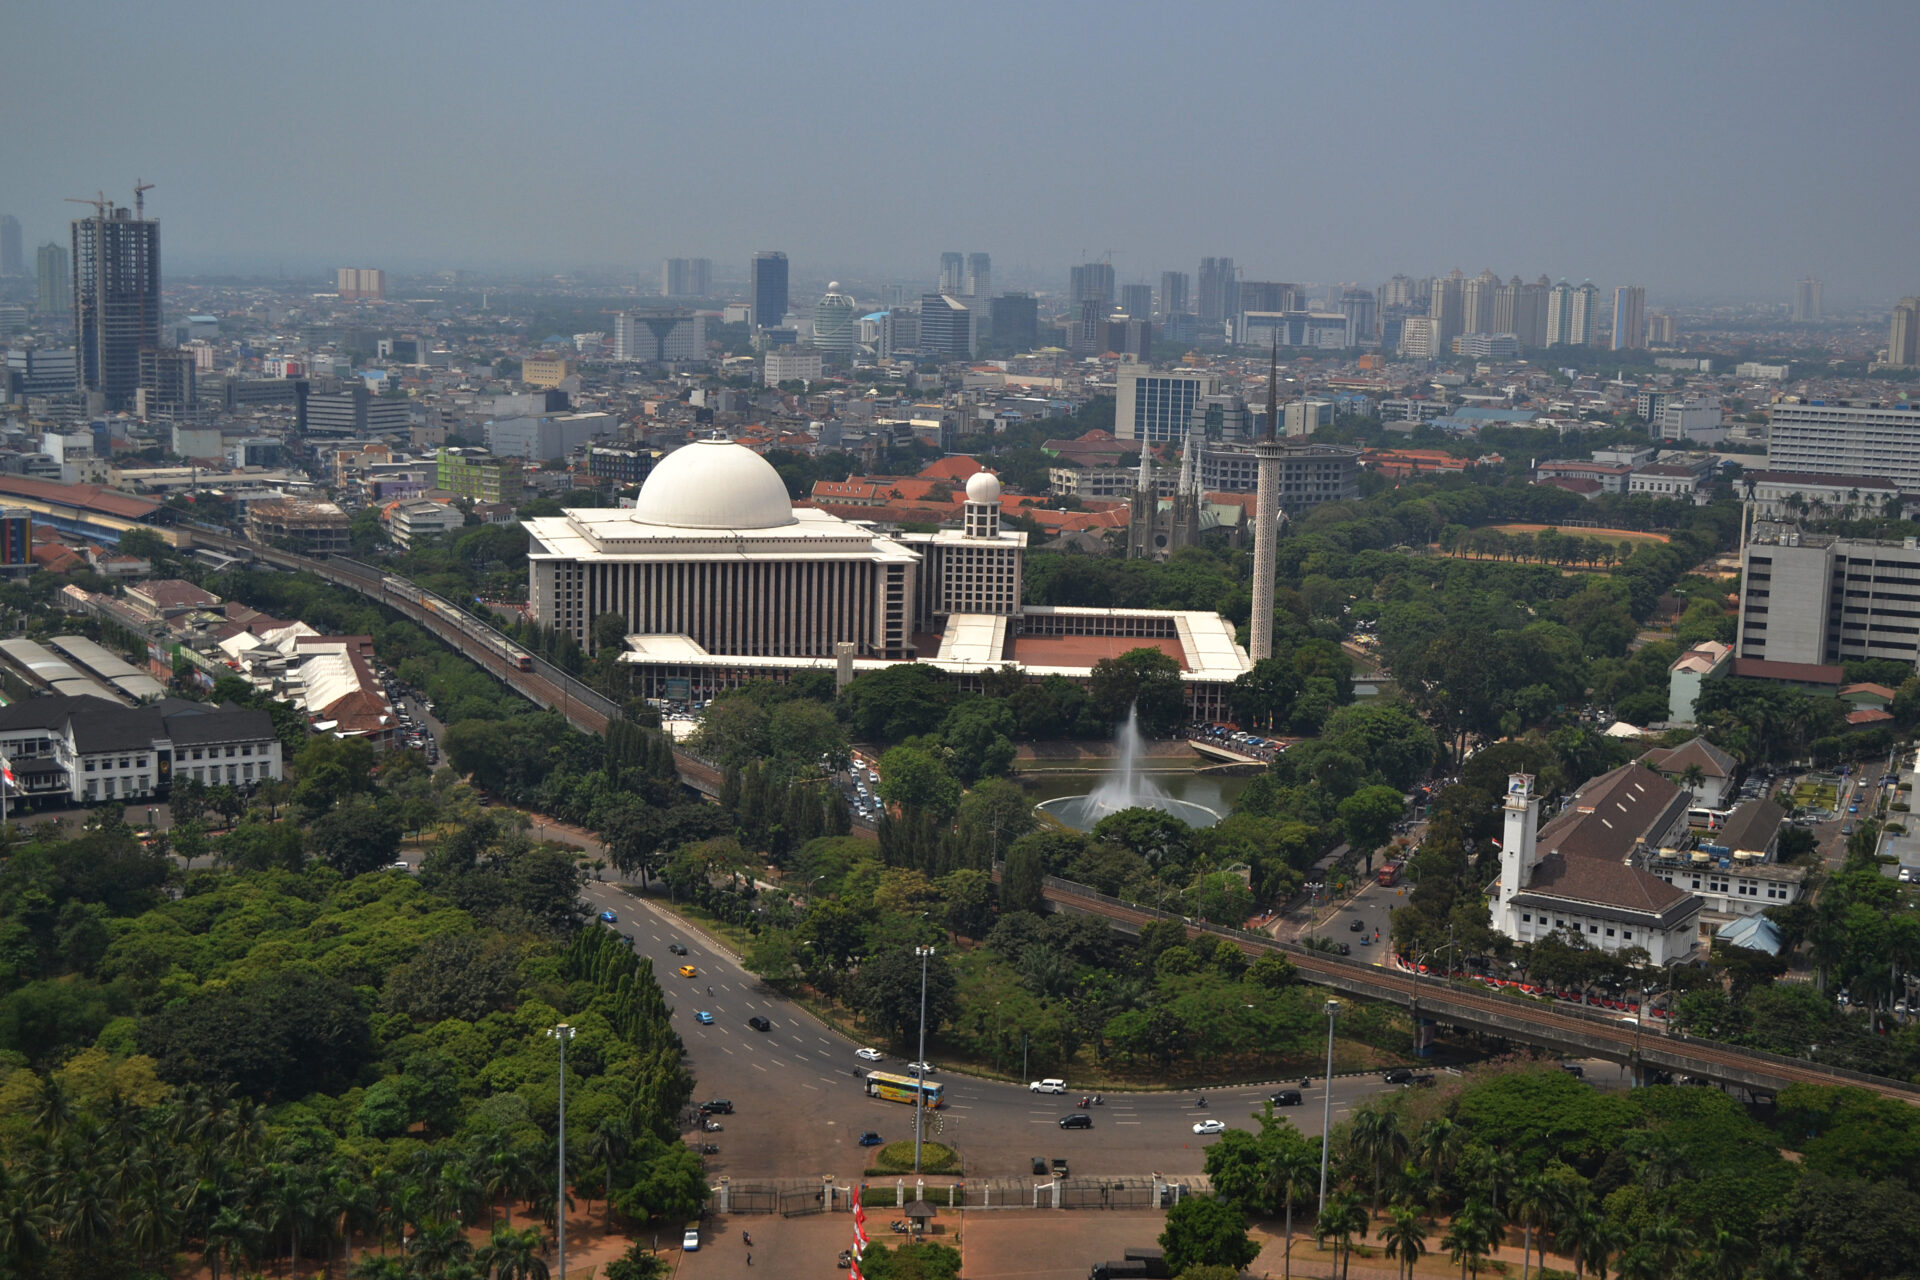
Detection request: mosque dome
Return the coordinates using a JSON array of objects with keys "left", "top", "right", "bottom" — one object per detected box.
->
[
  {"left": 964, "top": 471, "right": 1003, "bottom": 504},
  {"left": 630, "top": 438, "right": 796, "bottom": 530}
]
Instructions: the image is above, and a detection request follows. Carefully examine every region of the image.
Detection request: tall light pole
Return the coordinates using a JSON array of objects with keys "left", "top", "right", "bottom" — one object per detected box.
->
[
  {"left": 913, "top": 945, "right": 934, "bottom": 1174},
  {"left": 1318, "top": 999, "right": 1339, "bottom": 1216},
  {"left": 548, "top": 1022, "right": 575, "bottom": 1279}
]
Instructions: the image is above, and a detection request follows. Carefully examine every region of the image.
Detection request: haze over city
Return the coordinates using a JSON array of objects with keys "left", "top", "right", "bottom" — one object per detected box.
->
[{"left": 5, "top": 0, "right": 1918, "bottom": 302}]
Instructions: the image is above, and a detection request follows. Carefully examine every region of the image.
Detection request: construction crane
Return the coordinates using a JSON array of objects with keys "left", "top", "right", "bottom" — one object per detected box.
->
[
  {"left": 65, "top": 192, "right": 108, "bottom": 217},
  {"left": 134, "top": 179, "right": 154, "bottom": 218}
]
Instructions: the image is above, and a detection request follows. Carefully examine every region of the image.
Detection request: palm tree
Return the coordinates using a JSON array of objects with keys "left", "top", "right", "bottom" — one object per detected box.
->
[
  {"left": 1751, "top": 1244, "right": 1808, "bottom": 1280},
  {"left": 1351, "top": 1107, "right": 1412, "bottom": 1214},
  {"left": 1557, "top": 1195, "right": 1614, "bottom": 1279},
  {"left": 1416, "top": 1118, "right": 1464, "bottom": 1205},
  {"left": 1264, "top": 1143, "right": 1320, "bottom": 1280},
  {"left": 581, "top": 1119, "right": 629, "bottom": 1235},
  {"left": 1507, "top": 1174, "right": 1556, "bottom": 1280},
  {"left": 1442, "top": 1202, "right": 1492, "bottom": 1280},
  {"left": 478, "top": 1225, "right": 550, "bottom": 1280},
  {"left": 1316, "top": 1190, "right": 1369, "bottom": 1280},
  {"left": 407, "top": 1219, "right": 474, "bottom": 1277},
  {"left": 0, "top": 1166, "right": 52, "bottom": 1277},
  {"left": 1679, "top": 762, "right": 1707, "bottom": 795},
  {"left": 204, "top": 1205, "right": 264, "bottom": 1280},
  {"left": 1612, "top": 1243, "right": 1661, "bottom": 1280},
  {"left": 1639, "top": 1216, "right": 1694, "bottom": 1275},
  {"left": 350, "top": 1256, "right": 406, "bottom": 1280},
  {"left": 1379, "top": 1206, "right": 1428, "bottom": 1280},
  {"left": 263, "top": 1160, "right": 319, "bottom": 1277},
  {"left": 1689, "top": 1226, "right": 1753, "bottom": 1280}
]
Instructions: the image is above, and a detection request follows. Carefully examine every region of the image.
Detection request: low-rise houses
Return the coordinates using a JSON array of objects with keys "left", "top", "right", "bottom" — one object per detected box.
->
[{"left": 0, "top": 693, "right": 282, "bottom": 803}]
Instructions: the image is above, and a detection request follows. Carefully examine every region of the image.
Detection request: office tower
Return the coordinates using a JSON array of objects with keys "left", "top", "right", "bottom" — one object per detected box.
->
[
  {"left": 751, "top": 251, "right": 789, "bottom": 329},
  {"left": 1250, "top": 340, "right": 1282, "bottom": 661},
  {"left": 1648, "top": 312, "right": 1677, "bottom": 346},
  {"left": 940, "top": 252, "right": 966, "bottom": 294},
  {"left": 1105, "top": 317, "right": 1153, "bottom": 360},
  {"left": 1069, "top": 299, "right": 1106, "bottom": 355},
  {"left": 1160, "top": 271, "right": 1189, "bottom": 317},
  {"left": 1462, "top": 269, "right": 1499, "bottom": 335},
  {"left": 662, "top": 257, "right": 712, "bottom": 297},
  {"left": 1119, "top": 283, "right": 1153, "bottom": 319},
  {"left": 919, "top": 294, "right": 975, "bottom": 359},
  {"left": 1792, "top": 277, "right": 1823, "bottom": 323},
  {"left": 1069, "top": 262, "right": 1115, "bottom": 308},
  {"left": 1611, "top": 285, "right": 1647, "bottom": 351},
  {"left": 1237, "top": 281, "right": 1295, "bottom": 316},
  {"left": 1115, "top": 367, "right": 1216, "bottom": 444},
  {"left": 1428, "top": 270, "right": 1465, "bottom": 351},
  {"left": 36, "top": 243, "right": 70, "bottom": 315},
  {"left": 989, "top": 293, "right": 1038, "bottom": 350},
  {"left": 1339, "top": 288, "right": 1376, "bottom": 345},
  {"left": 813, "top": 282, "right": 858, "bottom": 358},
  {"left": 966, "top": 253, "right": 991, "bottom": 299},
  {"left": 138, "top": 346, "right": 197, "bottom": 414},
  {"left": 1889, "top": 297, "right": 1920, "bottom": 368},
  {"left": 614, "top": 310, "right": 706, "bottom": 362},
  {"left": 0, "top": 217, "right": 20, "bottom": 277},
  {"left": 1198, "top": 257, "right": 1236, "bottom": 323},
  {"left": 72, "top": 196, "right": 162, "bottom": 411},
  {"left": 336, "top": 267, "right": 385, "bottom": 300},
  {"left": 1767, "top": 401, "right": 1920, "bottom": 493}
]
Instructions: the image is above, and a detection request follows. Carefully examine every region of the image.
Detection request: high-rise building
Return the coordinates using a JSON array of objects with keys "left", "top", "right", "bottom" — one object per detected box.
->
[
  {"left": 614, "top": 310, "right": 707, "bottom": 362},
  {"left": 918, "top": 294, "right": 975, "bottom": 359},
  {"left": 1069, "top": 299, "right": 1106, "bottom": 355},
  {"left": 336, "top": 267, "right": 385, "bottom": 300},
  {"left": 1611, "top": 285, "right": 1647, "bottom": 351},
  {"left": 1462, "top": 270, "right": 1499, "bottom": 335},
  {"left": 1491, "top": 277, "right": 1519, "bottom": 336},
  {"left": 1238, "top": 281, "right": 1294, "bottom": 315},
  {"left": 988, "top": 294, "right": 1038, "bottom": 351},
  {"left": 0, "top": 216, "right": 21, "bottom": 277},
  {"left": 966, "top": 253, "right": 991, "bottom": 300},
  {"left": 1648, "top": 312, "right": 1677, "bottom": 346},
  {"left": 1119, "top": 283, "right": 1153, "bottom": 319},
  {"left": 751, "top": 251, "right": 789, "bottom": 330},
  {"left": 1767, "top": 400, "right": 1920, "bottom": 495},
  {"left": 1571, "top": 282, "right": 1600, "bottom": 346},
  {"left": 939, "top": 253, "right": 966, "bottom": 294},
  {"left": 813, "top": 283, "right": 858, "bottom": 359},
  {"left": 36, "top": 243, "right": 70, "bottom": 315},
  {"left": 72, "top": 197, "right": 162, "bottom": 411},
  {"left": 1339, "top": 288, "right": 1377, "bottom": 345},
  {"left": 138, "top": 347, "right": 197, "bottom": 416},
  {"left": 1544, "top": 280, "right": 1573, "bottom": 347},
  {"left": 1114, "top": 366, "right": 1216, "bottom": 444},
  {"left": 1428, "top": 271, "right": 1465, "bottom": 351},
  {"left": 1886, "top": 297, "right": 1920, "bottom": 368},
  {"left": 1160, "top": 271, "right": 1189, "bottom": 317},
  {"left": 1378, "top": 274, "right": 1418, "bottom": 308},
  {"left": 1516, "top": 276, "right": 1550, "bottom": 349},
  {"left": 1792, "top": 277, "right": 1823, "bottom": 323},
  {"left": 1198, "top": 257, "right": 1236, "bottom": 324},
  {"left": 1069, "top": 262, "right": 1115, "bottom": 308},
  {"left": 662, "top": 258, "right": 712, "bottom": 297}
]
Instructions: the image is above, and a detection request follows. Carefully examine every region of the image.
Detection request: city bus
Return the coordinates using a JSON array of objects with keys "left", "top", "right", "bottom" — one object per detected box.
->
[{"left": 864, "top": 1071, "right": 944, "bottom": 1109}]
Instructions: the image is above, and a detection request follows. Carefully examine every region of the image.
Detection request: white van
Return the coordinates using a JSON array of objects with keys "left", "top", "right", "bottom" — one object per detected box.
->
[{"left": 1029, "top": 1077, "right": 1066, "bottom": 1094}]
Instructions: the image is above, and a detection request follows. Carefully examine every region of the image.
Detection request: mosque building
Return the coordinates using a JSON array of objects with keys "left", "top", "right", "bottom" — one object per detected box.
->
[{"left": 524, "top": 436, "right": 1252, "bottom": 716}]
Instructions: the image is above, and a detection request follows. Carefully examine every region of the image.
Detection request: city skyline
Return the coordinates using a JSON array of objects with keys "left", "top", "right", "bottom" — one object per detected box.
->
[{"left": 2, "top": 1, "right": 1916, "bottom": 303}]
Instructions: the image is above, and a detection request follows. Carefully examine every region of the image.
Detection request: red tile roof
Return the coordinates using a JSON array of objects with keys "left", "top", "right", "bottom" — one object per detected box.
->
[
  {"left": 0, "top": 475, "right": 161, "bottom": 520},
  {"left": 1729, "top": 657, "right": 1844, "bottom": 686}
]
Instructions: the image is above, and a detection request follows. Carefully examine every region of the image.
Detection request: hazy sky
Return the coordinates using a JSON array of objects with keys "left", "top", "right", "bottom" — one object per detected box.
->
[{"left": 5, "top": 0, "right": 1916, "bottom": 305}]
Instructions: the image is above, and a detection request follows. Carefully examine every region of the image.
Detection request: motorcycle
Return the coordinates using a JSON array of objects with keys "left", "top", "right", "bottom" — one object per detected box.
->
[
  {"left": 703, "top": 1119, "right": 723, "bottom": 1132},
  {"left": 1091, "top": 1095, "right": 1103, "bottom": 1105},
  {"left": 1195, "top": 1096, "right": 1207, "bottom": 1108},
  {"left": 889, "top": 1220, "right": 911, "bottom": 1234},
  {"left": 699, "top": 1143, "right": 720, "bottom": 1154},
  {"left": 1079, "top": 1096, "right": 1091, "bottom": 1108},
  {"left": 838, "top": 1251, "right": 853, "bottom": 1269},
  {"left": 1300, "top": 1078, "right": 1311, "bottom": 1089}
]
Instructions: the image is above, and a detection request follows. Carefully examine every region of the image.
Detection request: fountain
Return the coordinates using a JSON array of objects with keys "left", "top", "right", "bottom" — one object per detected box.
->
[{"left": 1033, "top": 706, "right": 1222, "bottom": 831}]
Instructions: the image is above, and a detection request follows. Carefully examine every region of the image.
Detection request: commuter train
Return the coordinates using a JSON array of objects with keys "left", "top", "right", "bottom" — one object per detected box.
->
[{"left": 381, "top": 575, "right": 534, "bottom": 671}]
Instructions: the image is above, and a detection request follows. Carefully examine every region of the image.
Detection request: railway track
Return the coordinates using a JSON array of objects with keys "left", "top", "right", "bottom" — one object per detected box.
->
[{"left": 1038, "top": 881, "right": 1920, "bottom": 1103}]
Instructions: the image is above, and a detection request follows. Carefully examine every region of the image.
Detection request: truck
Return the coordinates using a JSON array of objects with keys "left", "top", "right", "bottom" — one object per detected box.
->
[
  {"left": 1376, "top": 862, "right": 1402, "bottom": 886},
  {"left": 1089, "top": 1249, "right": 1169, "bottom": 1280}
]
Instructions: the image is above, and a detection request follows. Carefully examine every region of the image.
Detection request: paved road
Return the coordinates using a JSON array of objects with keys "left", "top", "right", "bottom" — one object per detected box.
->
[{"left": 579, "top": 881, "right": 1400, "bottom": 1183}]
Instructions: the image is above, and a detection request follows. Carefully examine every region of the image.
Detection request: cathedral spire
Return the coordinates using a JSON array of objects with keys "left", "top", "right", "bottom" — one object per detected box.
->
[
  {"left": 1178, "top": 427, "right": 1197, "bottom": 494},
  {"left": 1136, "top": 439, "right": 1153, "bottom": 491}
]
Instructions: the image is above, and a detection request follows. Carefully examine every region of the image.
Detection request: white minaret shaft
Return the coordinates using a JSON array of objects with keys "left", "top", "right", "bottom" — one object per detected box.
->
[{"left": 1249, "top": 338, "right": 1281, "bottom": 661}]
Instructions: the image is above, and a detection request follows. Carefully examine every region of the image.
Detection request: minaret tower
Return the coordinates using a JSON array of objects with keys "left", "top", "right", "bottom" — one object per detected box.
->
[{"left": 1249, "top": 337, "right": 1282, "bottom": 659}]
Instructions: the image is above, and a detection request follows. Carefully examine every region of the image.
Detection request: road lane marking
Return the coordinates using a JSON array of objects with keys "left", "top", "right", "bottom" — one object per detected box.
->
[
  {"left": 802, "top": 1083, "right": 819, "bottom": 1091},
  {"left": 752, "top": 1063, "right": 767, "bottom": 1072}
]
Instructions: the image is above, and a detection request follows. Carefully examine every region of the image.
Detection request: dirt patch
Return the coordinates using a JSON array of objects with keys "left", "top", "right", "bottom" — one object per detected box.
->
[{"left": 1485, "top": 522, "right": 1670, "bottom": 543}]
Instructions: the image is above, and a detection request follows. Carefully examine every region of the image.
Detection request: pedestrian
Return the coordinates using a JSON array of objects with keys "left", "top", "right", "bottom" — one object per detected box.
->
[{"left": 747, "top": 1255, "right": 752, "bottom": 1265}]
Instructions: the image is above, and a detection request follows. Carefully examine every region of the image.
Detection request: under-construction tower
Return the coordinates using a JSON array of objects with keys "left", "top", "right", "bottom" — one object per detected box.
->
[{"left": 71, "top": 190, "right": 161, "bottom": 410}]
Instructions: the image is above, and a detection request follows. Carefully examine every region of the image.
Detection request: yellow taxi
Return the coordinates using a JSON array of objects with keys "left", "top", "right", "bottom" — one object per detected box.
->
[{"left": 678, "top": 964, "right": 698, "bottom": 978}]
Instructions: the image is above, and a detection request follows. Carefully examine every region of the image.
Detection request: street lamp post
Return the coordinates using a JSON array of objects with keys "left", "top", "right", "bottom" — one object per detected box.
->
[
  {"left": 914, "top": 945, "right": 934, "bottom": 1174},
  {"left": 1318, "top": 999, "right": 1339, "bottom": 1216},
  {"left": 548, "top": 1023, "right": 575, "bottom": 1280}
]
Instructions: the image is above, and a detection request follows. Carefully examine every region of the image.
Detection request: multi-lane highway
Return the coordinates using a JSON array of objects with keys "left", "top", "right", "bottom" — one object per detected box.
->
[{"left": 579, "top": 880, "right": 1398, "bottom": 1182}]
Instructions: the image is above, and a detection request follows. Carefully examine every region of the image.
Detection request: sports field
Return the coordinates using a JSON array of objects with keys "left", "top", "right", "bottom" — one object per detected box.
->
[{"left": 1486, "top": 523, "right": 1669, "bottom": 544}]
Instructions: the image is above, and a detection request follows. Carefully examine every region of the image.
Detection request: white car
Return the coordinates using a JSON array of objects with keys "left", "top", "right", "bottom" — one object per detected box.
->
[
  {"left": 1029, "top": 1078, "right": 1066, "bottom": 1094},
  {"left": 855, "top": 1047, "right": 884, "bottom": 1062},
  {"left": 907, "top": 1060, "right": 935, "bottom": 1075},
  {"left": 682, "top": 1229, "right": 700, "bottom": 1252},
  {"left": 1193, "top": 1118, "right": 1227, "bottom": 1135}
]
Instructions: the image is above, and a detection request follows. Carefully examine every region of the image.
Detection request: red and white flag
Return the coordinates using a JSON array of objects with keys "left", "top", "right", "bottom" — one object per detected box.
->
[
  {"left": 0, "top": 756, "right": 13, "bottom": 789},
  {"left": 853, "top": 1198, "right": 865, "bottom": 1227},
  {"left": 853, "top": 1217, "right": 869, "bottom": 1249},
  {"left": 849, "top": 1258, "right": 864, "bottom": 1280}
]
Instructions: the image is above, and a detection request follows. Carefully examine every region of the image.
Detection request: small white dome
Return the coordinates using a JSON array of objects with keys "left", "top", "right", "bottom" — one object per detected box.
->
[
  {"left": 630, "top": 438, "right": 796, "bottom": 530},
  {"left": 965, "top": 471, "right": 1003, "bottom": 504}
]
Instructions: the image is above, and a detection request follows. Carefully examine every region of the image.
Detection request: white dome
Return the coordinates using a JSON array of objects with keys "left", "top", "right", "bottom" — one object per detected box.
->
[
  {"left": 965, "top": 471, "right": 1003, "bottom": 504},
  {"left": 631, "top": 438, "right": 796, "bottom": 530}
]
